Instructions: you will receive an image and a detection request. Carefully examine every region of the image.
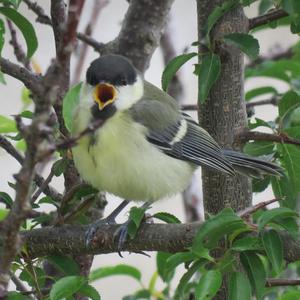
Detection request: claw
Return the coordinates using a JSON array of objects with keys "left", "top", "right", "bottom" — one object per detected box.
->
[{"left": 85, "top": 200, "right": 129, "bottom": 246}]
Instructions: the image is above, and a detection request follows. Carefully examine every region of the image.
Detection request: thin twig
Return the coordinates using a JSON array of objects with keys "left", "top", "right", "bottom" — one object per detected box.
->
[
  {"left": 0, "top": 134, "right": 62, "bottom": 202},
  {"left": 246, "top": 96, "right": 279, "bottom": 108},
  {"left": 31, "top": 169, "right": 55, "bottom": 204},
  {"left": 6, "top": 20, "right": 31, "bottom": 69},
  {"left": 247, "top": 48, "right": 293, "bottom": 68},
  {"left": 0, "top": 58, "right": 43, "bottom": 98},
  {"left": 238, "top": 130, "right": 300, "bottom": 146},
  {"left": 181, "top": 98, "right": 279, "bottom": 111},
  {"left": 61, "top": 182, "right": 91, "bottom": 210},
  {"left": 72, "top": 0, "right": 108, "bottom": 84},
  {"left": 238, "top": 198, "right": 281, "bottom": 218},
  {"left": 23, "top": 0, "right": 105, "bottom": 53},
  {"left": 22, "top": 0, "right": 52, "bottom": 25},
  {"left": 266, "top": 278, "right": 300, "bottom": 287},
  {"left": 249, "top": 9, "right": 289, "bottom": 30},
  {"left": 38, "top": 118, "right": 105, "bottom": 161}
]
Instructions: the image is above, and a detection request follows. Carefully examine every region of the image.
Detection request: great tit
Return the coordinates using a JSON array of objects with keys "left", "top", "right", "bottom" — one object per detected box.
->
[{"left": 72, "top": 54, "right": 283, "bottom": 204}]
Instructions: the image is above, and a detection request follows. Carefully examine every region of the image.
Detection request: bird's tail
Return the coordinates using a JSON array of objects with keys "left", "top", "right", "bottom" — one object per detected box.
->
[{"left": 222, "top": 149, "right": 284, "bottom": 178}]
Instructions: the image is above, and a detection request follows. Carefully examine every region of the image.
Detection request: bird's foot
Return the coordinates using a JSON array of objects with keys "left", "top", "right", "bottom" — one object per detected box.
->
[
  {"left": 114, "top": 202, "right": 151, "bottom": 256},
  {"left": 85, "top": 199, "right": 129, "bottom": 246}
]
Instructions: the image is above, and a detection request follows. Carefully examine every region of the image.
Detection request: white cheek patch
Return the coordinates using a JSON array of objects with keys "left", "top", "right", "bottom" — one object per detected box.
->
[{"left": 115, "top": 76, "right": 144, "bottom": 110}]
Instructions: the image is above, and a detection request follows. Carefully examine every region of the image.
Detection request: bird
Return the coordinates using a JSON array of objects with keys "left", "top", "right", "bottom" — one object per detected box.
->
[{"left": 71, "top": 54, "right": 283, "bottom": 245}]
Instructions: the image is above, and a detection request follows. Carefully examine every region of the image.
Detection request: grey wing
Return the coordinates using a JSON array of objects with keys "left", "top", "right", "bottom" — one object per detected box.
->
[{"left": 130, "top": 98, "right": 235, "bottom": 175}]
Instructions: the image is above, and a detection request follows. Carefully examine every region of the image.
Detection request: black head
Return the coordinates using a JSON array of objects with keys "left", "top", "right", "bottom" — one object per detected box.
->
[{"left": 86, "top": 54, "right": 137, "bottom": 87}]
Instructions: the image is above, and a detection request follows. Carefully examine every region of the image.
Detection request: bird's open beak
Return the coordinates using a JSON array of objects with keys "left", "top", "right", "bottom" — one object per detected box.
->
[{"left": 93, "top": 83, "right": 117, "bottom": 110}]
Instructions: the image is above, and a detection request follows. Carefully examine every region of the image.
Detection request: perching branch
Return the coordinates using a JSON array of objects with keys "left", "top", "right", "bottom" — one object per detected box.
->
[
  {"left": 248, "top": 9, "right": 289, "bottom": 30},
  {"left": 20, "top": 222, "right": 300, "bottom": 264},
  {"left": 238, "top": 130, "right": 300, "bottom": 146}
]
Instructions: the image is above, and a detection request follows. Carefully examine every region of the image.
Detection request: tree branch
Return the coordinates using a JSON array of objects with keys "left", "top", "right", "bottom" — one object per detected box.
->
[
  {"left": 110, "top": 0, "right": 174, "bottom": 71},
  {"left": 238, "top": 130, "right": 300, "bottom": 146},
  {"left": 249, "top": 9, "right": 289, "bottom": 30},
  {"left": 0, "top": 58, "right": 43, "bottom": 97},
  {"left": 266, "top": 278, "right": 300, "bottom": 287},
  {"left": 22, "top": 0, "right": 52, "bottom": 25},
  {"left": 0, "top": 134, "right": 62, "bottom": 202},
  {"left": 245, "top": 96, "right": 279, "bottom": 108},
  {"left": 20, "top": 223, "right": 300, "bottom": 264},
  {"left": 238, "top": 198, "right": 281, "bottom": 218},
  {"left": 72, "top": 0, "right": 108, "bottom": 84},
  {"left": 6, "top": 20, "right": 30, "bottom": 69}
]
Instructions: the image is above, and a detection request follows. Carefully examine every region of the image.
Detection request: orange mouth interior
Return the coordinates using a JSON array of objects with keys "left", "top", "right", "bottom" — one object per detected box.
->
[{"left": 93, "top": 83, "right": 116, "bottom": 109}]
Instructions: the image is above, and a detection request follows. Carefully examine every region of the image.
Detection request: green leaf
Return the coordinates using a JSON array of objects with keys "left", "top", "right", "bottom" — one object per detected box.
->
[
  {"left": 258, "top": 0, "right": 274, "bottom": 14},
  {"left": 248, "top": 118, "right": 273, "bottom": 130},
  {"left": 198, "top": 53, "right": 221, "bottom": 103},
  {"left": 253, "top": 176, "right": 270, "bottom": 193},
  {"left": 164, "top": 252, "right": 198, "bottom": 279},
  {"left": 246, "top": 60, "right": 300, "bottom": 82},
  {"left": 278, "top": 90, "right": 300, "bottom": 122},
  {"left": 281, "top": 0, "right": 300, "bottom": 15},
  {"left": 89, "top": 264, "right": 141, "bottom": 282},
  {"left": 279, "top": 144, "right": 300, "bottom": 191},
  {"left": 192, "top": 208, "right": 248, "bottom": 252},
  {"left": 174, "top": 259, "right": 206, "bottom": 300},
  {"left": 0, "top": 115, "right": 17, "bottom": 133},
  {"left": 0, "top": 19, "right": 5, "bottom": 56},
  {"left": 232, "top": 236, "right": 263, "bottom": 252},
  {"left": 78, "top": 284, "right": 101, "bottom": 300},
  {"left": 156, "top": 252, "right": 174, "bottom": 283},
  {"left": 243, "top": 141, "right": 274, "bottom": 156},
  {"left": 52, "top": 158, "right": 68, "bottom": 177},
  {"left": 0, "top": 191, "right": 13, "bottom": 208},
  {"left": 6, "top": 292, "right": 31, "bottom": 300},
  {"left": 240, "top": 252, "right": 266, "bottom": 300},
  {"left": 228, "top": 272, "right": 251, "bottom": 300},
  {"left": 161, "top": 52, "right": 197, "bottom": 92},
  {"left": 278, "top": 290, "right": 300, "bottom": 300},
  {"left": 195, "top": 270, "right": 222, "bottom": 300},
  {"left": 50, "top": 275, "right": 85, "bottom": 300},
  {"left": 271, "top": 176, "right": 296, "bottom": 209},
  {"left": 203, "top": 0, "right": 239, "bottom": 46},
  {"left": 261, "top": 230, "right": 283, "bottom": 275},
  {"left": 290, "top": 107, "right": 300, "bottom": 126},
  {"left": 47, "top": 255, "right": 80, "bottom": 276},
  {"left": 63, "top": 83, "right": 82, "bottom": 132},
  {"left": 156, "top": 252, "right": 173, "bottom": 282},
  {"left": 20, "top": 267, "right": 46, "bottom": 288},
  {"left": 257, "top": 207, "right": 298, "bottom": 231},
  {"left": 0, "top": 208, "right": 8, "bottom": 221},
  {"left": 152, "top": 212, "right": 181, "bottom": 223},
  {"left": 223, "top": 33, "right": 259, "bottom": 60},
  {"left": 127, "top": 205, "right": 148, "bottom": 239},
  {"left": 245, "top": 86, "right": 277, "bottom": 101},
  {"left": 0, "top": 7, "right": 38, "bottom": 58}
]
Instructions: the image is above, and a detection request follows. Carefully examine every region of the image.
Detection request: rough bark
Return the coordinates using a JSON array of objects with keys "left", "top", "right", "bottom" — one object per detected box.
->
[
  {"left": 105, "top": 0, "right": 174, "bottom": 72},
  {"left": 20, "top": 224, "right": 300, "bottom": 264},
  {"left": 196, "top": 1, "right": 251, "bottom": 298},
  {"left": 197, "top": 1, "right": 251, "bottom": 215}
]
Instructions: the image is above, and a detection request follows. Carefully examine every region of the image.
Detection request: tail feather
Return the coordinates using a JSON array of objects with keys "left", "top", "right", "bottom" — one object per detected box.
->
[{"left": 222, "top": 149, "right": 284, "bottom": 178}]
